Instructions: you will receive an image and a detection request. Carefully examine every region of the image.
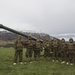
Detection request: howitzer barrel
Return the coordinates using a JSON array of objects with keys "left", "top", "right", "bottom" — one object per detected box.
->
[{"left": 0, "top": 24, "right": 43, "bottom": 42}]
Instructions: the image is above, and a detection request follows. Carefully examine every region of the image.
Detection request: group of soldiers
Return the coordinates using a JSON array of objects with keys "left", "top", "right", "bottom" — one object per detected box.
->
[{"left": 14, "top": 35, "right": 75, "bottom": 65}]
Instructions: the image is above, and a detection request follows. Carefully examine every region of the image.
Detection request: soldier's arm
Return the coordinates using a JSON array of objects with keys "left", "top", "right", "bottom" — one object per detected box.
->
[
  {"left": 14, "top": 41, "right": 17, "bottom": 50},
  {"left": 33, "top": 41, "right": 36, "bottom": 51},
  {"left": 21, "top": 40, "right": 24, "bottom": 46},
  {"left": 42, "top": 41, "right": 45, "bottom": 49},
  {"left": 59, "top": 43, "right": 61, "bottom": 50},
  {"left": 73, "top": 43, "right": 75, "bottom": 53},
  {"left": 50, "top": 42, "right": 52, "bottom": 49},
  {"left": 49, "top": 42, "right": 52, "bottom": 48},
  {"left": 23, "top": 40, "right": 29, "bottom": 48},
  {"left": 66, "top": 43, "right": 68, "bottom": 53},
  {"left": 40, "top": 42, "right": 43, "bottom": 51}
]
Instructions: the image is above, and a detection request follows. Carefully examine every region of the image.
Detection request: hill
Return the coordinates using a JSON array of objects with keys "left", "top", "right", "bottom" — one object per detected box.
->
[
  {"left": 0, "top": 31, "right": 54, "bottom": 47},
  {"left": 0, "top": 31, "right": 53, "bottom": 41}
]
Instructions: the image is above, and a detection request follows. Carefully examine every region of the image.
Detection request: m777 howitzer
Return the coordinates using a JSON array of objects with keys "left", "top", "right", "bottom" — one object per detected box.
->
[{"left": 0, "top": 24, "right": 43, "bottom": 43}]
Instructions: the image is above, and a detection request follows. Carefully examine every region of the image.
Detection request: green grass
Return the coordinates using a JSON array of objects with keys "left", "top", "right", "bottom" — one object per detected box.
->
[{"left": 0, "top": 48, "right": 75, "bottom": 75}]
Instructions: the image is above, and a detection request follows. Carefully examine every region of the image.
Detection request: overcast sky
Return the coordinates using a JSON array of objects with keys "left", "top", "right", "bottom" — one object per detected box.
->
[{"left": 0, "top": 0, "right": 75, "bottom": 35}]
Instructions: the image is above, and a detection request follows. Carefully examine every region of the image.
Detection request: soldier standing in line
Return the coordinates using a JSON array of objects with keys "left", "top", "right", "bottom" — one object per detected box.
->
[
  {"left": 34, "top": 38, "right": 42, "bottom": 61},
  {"left": 67, "top": 38, "right": 75, "bottom": 65},
  {"left": 25, "top": 35, "right": 34, "bottom": 63},
  {"left": 51, "top": 38, "right": 59, "bottom": 62},
  {"left": 43, "top": 37, "right": 51, "bottom": 60},
  {"left": 14, "top": 35, "right": 24, "bottom": 65},
  {"left": 60, "top": 38, "right": 67, "bottom": 64}
]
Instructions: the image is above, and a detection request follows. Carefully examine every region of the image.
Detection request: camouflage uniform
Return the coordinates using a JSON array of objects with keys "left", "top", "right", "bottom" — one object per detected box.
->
[
  {"left": 25, "top": 36, "right": 34, "bottom": 62},
  {"left": 51, "top": 38, "right": 59, "bottom": 61},
  {"left": 67, "top": 38, "right": 75, "bottom": 65},
  {"left": 60, "top": 38, "right": 67, "bottom": 63},
  {"left": 14, "top": 35, "right": 23, "bottom": 64},
  {"left": 34, "top": 39, "right": 42, "bottom": 60},
  {"left": 43, "top": 38, "right": 51, "bottom": 58}
]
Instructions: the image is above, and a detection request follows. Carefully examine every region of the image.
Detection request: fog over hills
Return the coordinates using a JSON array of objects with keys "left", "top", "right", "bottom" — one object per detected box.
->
[{"left": 54, "top": 33, "right": 75, "bottom": 41}]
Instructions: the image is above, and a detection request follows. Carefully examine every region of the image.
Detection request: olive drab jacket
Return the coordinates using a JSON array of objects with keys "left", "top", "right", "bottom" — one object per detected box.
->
[
  {"left": 68, "top": 38, "right": 75, "bottom": 50},
  {"left": 14, "top": 36, "right": 24, "bottom": 51},
  {"left": 52, "top": 38, "right": 59, "bottom": 48},
  {"left": 26, "top": 39, "right": 34, "bottom": 48},
  {"left": 35, "top": 39, "right": 42, "bottom": 51},
  {"left": 43, "top": 39, "right": 51, "bottom": 49},
  {"left": 60, "top": 38, "right": 67, "bottom": 51}
]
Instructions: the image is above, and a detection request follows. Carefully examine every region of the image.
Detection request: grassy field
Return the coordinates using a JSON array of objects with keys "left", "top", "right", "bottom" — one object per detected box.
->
[{"left": 0, "top": 48, "right": 75, "bottom": 75}]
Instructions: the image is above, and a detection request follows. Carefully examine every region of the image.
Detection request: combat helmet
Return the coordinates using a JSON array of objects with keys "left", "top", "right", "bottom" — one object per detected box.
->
[
  {"left": 28, "top": 34, "right": 32, "bottom": 40},
  {"left": 61, "top": 38, "right": 65, "bottom": 43},
  {"left": 17, "top": 35, "right": 22, "bottom": 40},
  {"left": 69, "top": 38, "right": 73, "bottom": 43}
]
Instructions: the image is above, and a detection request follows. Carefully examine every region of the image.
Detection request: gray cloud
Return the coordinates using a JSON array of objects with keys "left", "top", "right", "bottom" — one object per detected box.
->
[{"left": 0, "top": 0, "right": 75, "bottom": 35}]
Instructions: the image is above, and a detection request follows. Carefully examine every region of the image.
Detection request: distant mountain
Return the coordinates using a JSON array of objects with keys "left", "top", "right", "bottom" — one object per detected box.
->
[
  {"left": 54, "top": 33, "right": 75, "bottom": 41},
  {"left": 0, "top": 31, "right": 53, "bottom": 41}
]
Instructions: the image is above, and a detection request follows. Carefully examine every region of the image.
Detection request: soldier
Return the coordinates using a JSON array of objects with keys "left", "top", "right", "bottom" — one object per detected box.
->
[
  {"left": 34, "top": 38, "right": 42, "bottom": 61},
  {"left": 51, "top": 38, "right": 59, "bottom": 62},
  {"left": 25, "top": 35, "right": 34, "bottom": 63},
  {"left": 14, "top": 35, "right": 24, "bottom": 65},
  {"left": 43, "top": 38, "right": 51, "bottom": 59},
  {"left": 67, "top": 38, "right": 75, "bottom": 65},
  {"left": 60, "top": 38, "right": 67, "bottom": 64}
]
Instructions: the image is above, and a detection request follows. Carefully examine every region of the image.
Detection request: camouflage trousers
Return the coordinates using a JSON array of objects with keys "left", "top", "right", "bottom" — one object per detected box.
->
[
  {"left": 34, "top": 48, "right": 41, "bottom": 60},
  {"left": 25, "top": 48, "right": 33, "bottom": 62},
  {"left": 67, "top": 50, "right": 74, "bottom": 63},
  {"left": 44, "top": 48, "right": 50, "bottom": 57},
  {"left": 52, "top": 47, "right": 59, "bottom": 60},
  {"left": 14, "top": 50, "right": 23, "bottom": 63},
  {"left": 60, "top": 50, "right": 67, "bottom": 61},
  {"left": 25, "top": 48, "right": 33, "bottom": 58}
]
